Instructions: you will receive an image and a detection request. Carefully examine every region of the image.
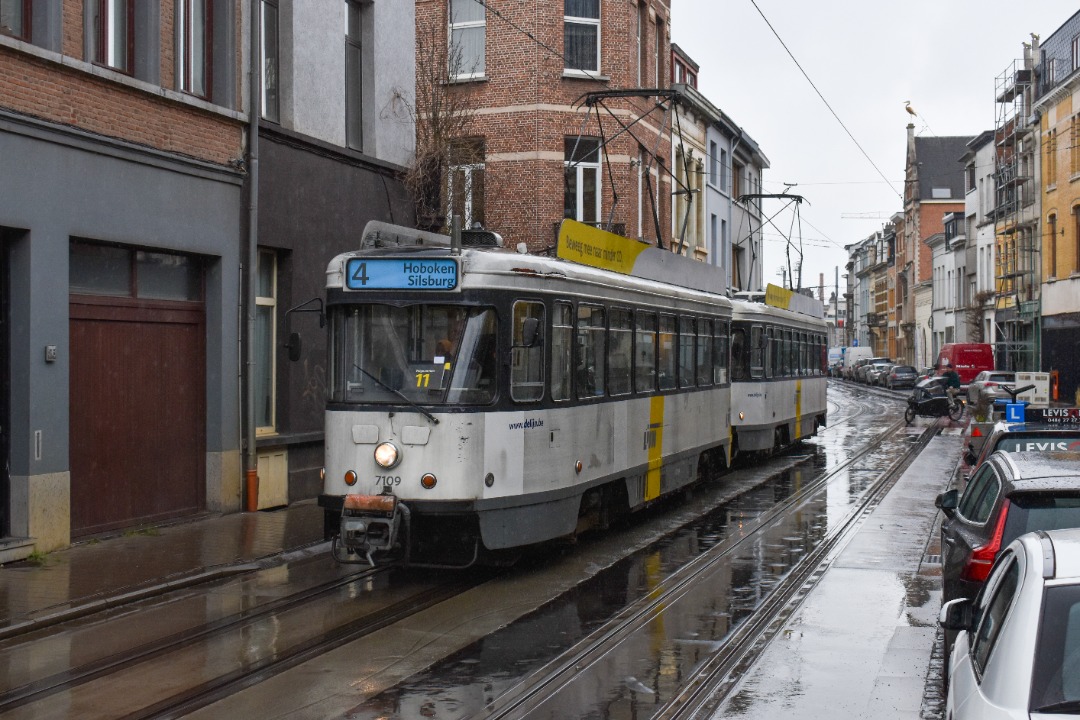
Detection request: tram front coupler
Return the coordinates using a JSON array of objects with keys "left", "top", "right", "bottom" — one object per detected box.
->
[{"left": 332, "top": 492, "right": 407, "bottom": 567}]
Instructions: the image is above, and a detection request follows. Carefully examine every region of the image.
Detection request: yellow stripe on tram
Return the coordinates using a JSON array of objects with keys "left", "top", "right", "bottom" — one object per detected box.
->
[
  {"left": 646, "top": 395, "right": 664, "bottom": 501},
  {"left": 794, "top": 378, "right": 803, "bottom": 439}
]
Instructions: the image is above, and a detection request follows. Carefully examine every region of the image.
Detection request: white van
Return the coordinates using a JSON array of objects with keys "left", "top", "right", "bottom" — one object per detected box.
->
[
  {"left": 841, "top": 346, "right": 872, "bottom": 379},
  {"left": 827, "top": 346, "right": 845, "bottom": 376}
]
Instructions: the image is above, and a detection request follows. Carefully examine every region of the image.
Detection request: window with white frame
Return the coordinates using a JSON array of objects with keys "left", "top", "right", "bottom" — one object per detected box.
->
[
  {"left": 1073, "top": 35, "right": 1080, "bottom": 71},
  {"left": 91, "top": 0, "right": 133, "bottom": 72},
  {"left": 564, "top": 0, "right": 599, "bottom": 73},
  {"left": 565, "top": 137, "right": 601, "bottom": 224},
  {"left": 346, "top": 0, "right": 365, "bottom": 150},
  {"left": 709, "top": 140, "right": 718, "bottom": 186},
  {"left": 448, "top": 137, "right": 486, "bottom": 228},
  {"left": 177, "top": 0, "right": 211, "bottom": 98},
  {"left": 654, "top": 18, "right": 662, "bottom": 86},
  {"left": 449, "top": 0, "right": 485, "bottom": 78},
  {"left": 255, "top": 249, "right": 277, "bottom": 433},
  {"left": 261, "top": 0, "right": 280, "bottom": 122},
  {"left": 635, "top": 2, "right": 644, "bottom": 85},
  {"left": 1072, "top": 115, "right": 1080, "bottom": 176}
]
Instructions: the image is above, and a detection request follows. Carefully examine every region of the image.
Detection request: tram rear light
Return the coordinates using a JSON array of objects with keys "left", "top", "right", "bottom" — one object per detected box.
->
[
  {"left": 575, "top": 461, "right": 583, "bottom": 474},
  {"left": 421, "top": 473, "right": 437, "bottom": 489},
  {"left": 320, "top": 467, "right": 325, "bottom": 481},
  {"left": 344, "top": 470, "right": 358, "bottom": 486},
  {"left": 739, "top": 411, "right": 745, "bottom": 420}
]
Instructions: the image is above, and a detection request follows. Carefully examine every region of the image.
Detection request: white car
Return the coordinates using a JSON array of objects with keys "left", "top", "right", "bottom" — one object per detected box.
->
[{"left": 940, "top": 528, "right": 1080, "bottom": 717}]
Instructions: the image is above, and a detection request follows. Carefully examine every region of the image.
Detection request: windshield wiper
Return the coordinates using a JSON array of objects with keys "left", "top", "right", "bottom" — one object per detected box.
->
[
  {"left": 1034, "top": 700, "right": 1080, "bottom": 713},
  {"left": 353, "top": 364, "right": 440, "bottom": 425}
]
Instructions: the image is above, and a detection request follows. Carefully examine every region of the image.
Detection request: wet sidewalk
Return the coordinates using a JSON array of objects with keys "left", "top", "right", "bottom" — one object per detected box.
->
[
  {"left": 0, "top": 499, "right": 326, "bottom": 639},
  {"left": 709, "top": 426, "right": 963, "bottom": 720}
]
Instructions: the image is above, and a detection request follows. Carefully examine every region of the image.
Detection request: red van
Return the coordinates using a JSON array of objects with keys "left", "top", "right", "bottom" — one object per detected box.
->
[{"left": 935, "top": 343, "right": 994, "bottom": 389}]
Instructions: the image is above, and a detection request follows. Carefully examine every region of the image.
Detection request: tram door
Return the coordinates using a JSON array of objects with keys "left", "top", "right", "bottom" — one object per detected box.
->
[{"left": 0, "top": 238, "right": 9, "bottom": 536}]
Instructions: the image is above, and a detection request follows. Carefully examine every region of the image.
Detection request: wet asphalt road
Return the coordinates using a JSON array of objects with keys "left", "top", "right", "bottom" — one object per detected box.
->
[
  {"left": 0, "top": 381, "right": 953, "bottom": 719},
  {"left": 194, "top": 381, "right": 949, "bottom": 719}
]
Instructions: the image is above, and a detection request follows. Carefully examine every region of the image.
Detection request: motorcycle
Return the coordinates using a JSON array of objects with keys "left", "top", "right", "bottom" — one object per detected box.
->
[{"left": 904, "top": 376, "right": 964, "bottom": 424}]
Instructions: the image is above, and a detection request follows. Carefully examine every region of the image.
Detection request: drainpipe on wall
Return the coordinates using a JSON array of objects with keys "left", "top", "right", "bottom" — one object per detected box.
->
[{"left": 244, "top": 0, "right": 261, "bottom": 512}]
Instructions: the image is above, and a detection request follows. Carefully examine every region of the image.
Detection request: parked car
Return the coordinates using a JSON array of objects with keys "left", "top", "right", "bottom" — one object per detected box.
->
[
  {"left": 939, "top": 527, "right": 1080, "bottom": 716},
  {"left": 865, "top": 362, "right": 893, "bottom": 386},
  {"left": 856, "top": 357, "right": 891, "bottom": 383},
  {"left": 963, "top": 407, "right": 1080, "bottom": 476},
  {"left": 937, "top": 451, "right": 1080, "bottom": 609},
  {"left": 885, "top": 364, "right": 918, "bottom": 390},
  {"left": 967, "top": 371, "right": 1017, "bottom": 413},
  {"left": 846, "top": 357, "right": 870, "bottom": 381},
  {"left": 841, "top": 346, "right": 873, "bottom": 379}
]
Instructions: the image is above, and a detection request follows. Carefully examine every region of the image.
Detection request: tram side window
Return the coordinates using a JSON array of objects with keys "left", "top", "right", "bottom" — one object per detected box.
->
[
  {"left": 679, "top": 317, "right": 696, "bottom": 388},
  {"left": 551, "top": 302, "right": 573, "bottom": 401},
  {"left": 511, "top": 301, "right": 545, "bottom": 402},
  {"left": 730, "top": 327, "right": 748, "bottom": 381},
  {"left": 819, "top": 335, "right": 827, "bottom": 374},
  {"left": 802, "top": 333, "right": 810, "bottom": 375},
  {"left": 635, "top": 312, "right": 657, "bottom": 392},
  {"left": 786, "top": 332, "right": 794, "bottom": 377},
  {"left": 696, "top": 319, "right": 712, "bottom": 386},
  {"left": 608, "top": 308, "right": 632, "bottom": 396},
  {"left": 658, "top": 315, "right": 677, "bottom": 390},
  {"left": 769, "top": 327, "right": 779, "bottom": 379},
  {"left": 713, "top": 321, "right": 728, "bottom": 385},
  {"left": 794, "top": 332, "right": 802, "bottom": 376},
  {"left": 577, "top": 304, "right": 606, "bottom": 398},
  {"left": 750, "top": 325, "right": 765, "bottom": 379}
]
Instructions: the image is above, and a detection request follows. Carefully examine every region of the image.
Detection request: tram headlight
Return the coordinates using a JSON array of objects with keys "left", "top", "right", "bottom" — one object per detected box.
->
[{"left": 374, "top": 441, "right": 401, "bottom": 469}]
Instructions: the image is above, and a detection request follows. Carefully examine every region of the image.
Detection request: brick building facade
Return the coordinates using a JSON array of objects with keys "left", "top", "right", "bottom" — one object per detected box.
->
[{"left": 415, "top": 0, "right": 673, "bottom": 250}]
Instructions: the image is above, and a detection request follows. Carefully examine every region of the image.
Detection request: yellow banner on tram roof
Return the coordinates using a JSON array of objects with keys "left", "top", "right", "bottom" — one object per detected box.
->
[
  {"left": 764, "top": 283, "right": 794, "bottom": 309},
  {"left": 556, "top": 220, "right": 650, "bottom": 275},
  {"left": 764, "top": 282, "right": 826, "bottom": 318}
]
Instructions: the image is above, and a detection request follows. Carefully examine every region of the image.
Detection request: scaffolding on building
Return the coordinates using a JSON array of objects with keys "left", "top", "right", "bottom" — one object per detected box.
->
[{"left": 992, "top": 57, "right": 1040, "bottom": 372}]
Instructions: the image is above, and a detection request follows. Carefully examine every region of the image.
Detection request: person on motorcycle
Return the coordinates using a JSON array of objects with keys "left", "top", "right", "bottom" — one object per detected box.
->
[{"left": 942, "top": 361, "right": 961, "bottom": 399}]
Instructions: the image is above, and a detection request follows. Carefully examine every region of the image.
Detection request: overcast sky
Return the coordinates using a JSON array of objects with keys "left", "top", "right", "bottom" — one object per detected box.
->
[{"left": 671, "top": 0, "right": 1078, "bottom": 298}]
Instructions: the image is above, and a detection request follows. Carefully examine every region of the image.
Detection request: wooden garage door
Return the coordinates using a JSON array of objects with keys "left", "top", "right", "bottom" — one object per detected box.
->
[{"left": 70, "top": 298, "right": 205, "bottom": 535}]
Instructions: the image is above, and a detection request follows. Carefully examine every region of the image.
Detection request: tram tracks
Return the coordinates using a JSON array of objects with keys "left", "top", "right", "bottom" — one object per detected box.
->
[
  {"left": 471, "top": 415, "right": 938, "bottom": 719},
  {"left": 0, "top": 563, "right": 490, "bottom": 719}
]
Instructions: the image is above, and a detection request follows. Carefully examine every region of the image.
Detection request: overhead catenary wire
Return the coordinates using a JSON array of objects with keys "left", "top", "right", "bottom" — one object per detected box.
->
[{"left": 747, "top": 0, "right": 901, "bottom": 200}]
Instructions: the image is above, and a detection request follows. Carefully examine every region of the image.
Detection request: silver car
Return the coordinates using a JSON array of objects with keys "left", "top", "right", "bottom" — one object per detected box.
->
[
  {"left": 940, "top": 527, "right": 1080, "bottom": 716},
  {"left": 967, "top": 370, "right": 1017, "bottom": 410}
]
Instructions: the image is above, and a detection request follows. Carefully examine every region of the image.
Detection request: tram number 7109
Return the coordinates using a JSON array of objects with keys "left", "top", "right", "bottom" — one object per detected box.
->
[{"left": 375, "top": 475, "right": 402, "bottom": 487}]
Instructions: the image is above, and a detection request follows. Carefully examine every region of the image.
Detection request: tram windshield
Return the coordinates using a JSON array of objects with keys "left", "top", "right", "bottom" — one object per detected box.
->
[{"left": 328, "top": 304, "right": 498, "bottom": 405}]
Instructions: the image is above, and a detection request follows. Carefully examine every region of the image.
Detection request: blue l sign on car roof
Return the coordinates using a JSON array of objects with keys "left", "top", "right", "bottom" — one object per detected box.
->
[{"left": 1006, "top": 403, "right": 1026, "bottom": 423}]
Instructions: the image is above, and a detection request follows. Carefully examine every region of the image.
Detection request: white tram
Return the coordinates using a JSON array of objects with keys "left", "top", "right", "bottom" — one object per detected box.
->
[
  {"left": 314, "top": 221, "right": 825, "bottom": 567},
  {"left": 728, "top": 297, "right": 829, "bottom": 454}
]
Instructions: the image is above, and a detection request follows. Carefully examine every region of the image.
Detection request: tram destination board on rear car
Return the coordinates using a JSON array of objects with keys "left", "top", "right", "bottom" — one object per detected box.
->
[{"left": 345, "top": 258, "right": 458, "bottom": 290}]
